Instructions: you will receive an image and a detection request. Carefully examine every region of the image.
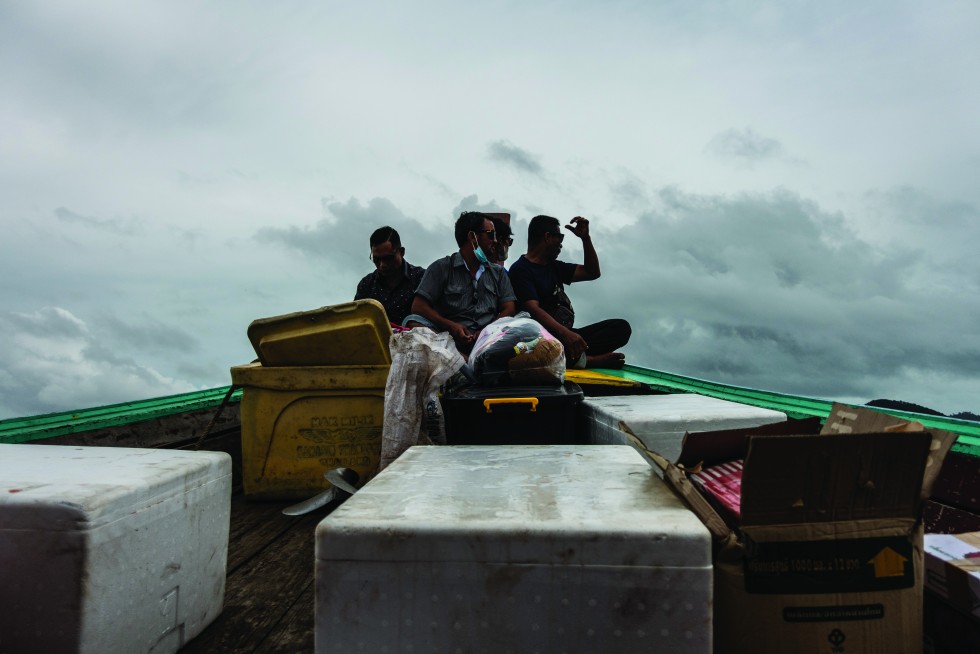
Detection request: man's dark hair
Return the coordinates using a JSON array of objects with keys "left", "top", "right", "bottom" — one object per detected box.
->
[
  {"left": 369, "top": 226, "right": 401, "bottom": 249},
  {"left": 527, "top": 215, "right": 560, "bottom": 247},
  {"left": 454, "top": 211, "right": 492, "bottom": 247}
]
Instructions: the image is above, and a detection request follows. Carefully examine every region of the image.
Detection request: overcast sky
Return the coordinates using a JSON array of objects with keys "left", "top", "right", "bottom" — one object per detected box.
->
[{"left": 2, "top": 1, "right": 979, "bottom": 419}]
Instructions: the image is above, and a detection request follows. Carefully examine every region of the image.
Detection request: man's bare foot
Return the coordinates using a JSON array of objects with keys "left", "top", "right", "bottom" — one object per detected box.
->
[{"left": 585, "top": 352, "right": 626, "bottom": 369}]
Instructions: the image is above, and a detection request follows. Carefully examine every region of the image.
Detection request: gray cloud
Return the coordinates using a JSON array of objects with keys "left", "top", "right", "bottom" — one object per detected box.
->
[
  {"left": 861, "top": 186, "right": 980, "bottom": 289},
  {"left": 609, "top": 175, "right": 652, "bottom": 213},
  {"left": 487, "top": 140, "right": 544, "bottom": 176},
  {"left": 255, "top": 198, "right": 383, "bottom": 266},
  {"left": 256, "top": 196, "right": 460, "bottom": 272},
  {"left": 95, "top": 313, "right": 200, "bottom": 354},
  {"left": 0, "top": 307, "right": 197, "bottom": 418},
  {"left": 4, "top": 306, "right": 88, "bottom": 338},
  {"left": 565, "top": 184, "right": 980, "bottom": 413},
  {"left": 55, "top": 207, "right": 141, "bottom": 236},
  {"left": 705, "top": 128, "right": 784, "bottom": 166}
]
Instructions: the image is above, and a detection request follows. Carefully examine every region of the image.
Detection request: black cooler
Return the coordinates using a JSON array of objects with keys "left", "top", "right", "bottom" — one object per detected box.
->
[{"left": 441, "top": 382, "right": 584, "bottom": 445}]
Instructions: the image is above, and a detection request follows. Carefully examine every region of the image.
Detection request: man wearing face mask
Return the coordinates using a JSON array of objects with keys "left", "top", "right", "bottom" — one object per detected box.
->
[
  {"left": 405, "top": 212, "right": 517, "bottom": 354},
  {"left": 354, "top": 226, "right": 427, "bottom": 326},
  {"left": 486, "top": 213, "right": 513, "bottom": 267}
]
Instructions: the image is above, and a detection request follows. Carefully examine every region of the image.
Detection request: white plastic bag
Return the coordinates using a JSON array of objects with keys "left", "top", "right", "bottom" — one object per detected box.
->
[
  {"left": 379, "top": 329, "right": 465, "bottom": 470},
  {"left": 469, "top": 313, "right": 565, "bottom": 386}
]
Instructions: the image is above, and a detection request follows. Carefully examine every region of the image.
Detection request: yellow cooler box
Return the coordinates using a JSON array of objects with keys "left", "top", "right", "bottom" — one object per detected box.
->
[{"left": 232, "top": 300, "right": 392, "bottom": 499}]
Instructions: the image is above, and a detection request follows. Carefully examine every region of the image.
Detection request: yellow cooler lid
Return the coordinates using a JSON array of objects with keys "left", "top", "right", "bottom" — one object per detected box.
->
[{"left": 247, "top": 299, "right": 392, "bottom": 366}]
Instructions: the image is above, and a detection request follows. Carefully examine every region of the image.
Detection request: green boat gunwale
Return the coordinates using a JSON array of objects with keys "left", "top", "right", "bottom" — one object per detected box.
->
[{"left": 3, "top": 364, "right": 978, "bottom": 454}]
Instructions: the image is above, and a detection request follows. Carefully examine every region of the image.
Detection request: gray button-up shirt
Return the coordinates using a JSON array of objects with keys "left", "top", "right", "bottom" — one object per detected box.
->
[{"left": 415, "top": 252, "right": 516, "bottom": 331}]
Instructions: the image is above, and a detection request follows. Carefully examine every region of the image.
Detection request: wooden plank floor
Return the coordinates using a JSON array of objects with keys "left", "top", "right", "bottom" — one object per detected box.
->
[
  {"left": 173, "top": 425, "right": 341, "bottom": 653},
  {"left": 181, "top": 493, "right": 343, "bottom": 653}
]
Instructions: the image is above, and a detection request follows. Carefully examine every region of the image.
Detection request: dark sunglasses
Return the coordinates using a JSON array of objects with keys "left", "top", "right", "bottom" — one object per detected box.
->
[
  {"left": 548, "top": 232, "right": 565, "bottom": 243},
  {"left": 499, "top": 237, "right": 513, "bottom": 247},
  {"left": 475, "top": 229, "right": 497, "bottom": 241},
  {"left": 369, "top": 253, "right": 399, "bottom": 265}
]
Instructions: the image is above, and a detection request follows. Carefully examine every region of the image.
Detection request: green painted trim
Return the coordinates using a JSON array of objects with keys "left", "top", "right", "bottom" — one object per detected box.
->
[
  {"left": 0, "top": 387, "right": 242, "bottom": 444},
  {"left": 601, "top": 365, "right": 833, "bottom": 419},
  {"left": 951, "top": 438, "right": 980, "bottom": 457},
  {"left": 3, "top": 364, "right": 978, "bottom": 450},
  {"left": 596, "top": 364, "right": 980, "bottom": 445}
]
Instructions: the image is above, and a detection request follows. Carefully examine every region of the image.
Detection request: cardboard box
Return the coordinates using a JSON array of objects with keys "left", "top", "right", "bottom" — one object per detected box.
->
[
  {"left": 623, "top": 404, "right": 957, "bottom": 654},
  {"left": 924, "top": 531, "right": 980, "bottom": 621}
]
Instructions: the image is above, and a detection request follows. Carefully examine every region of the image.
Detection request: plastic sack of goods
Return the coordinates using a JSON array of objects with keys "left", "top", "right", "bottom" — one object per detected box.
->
[{"left": 469, "top": 313, "right": 566, "bottom": 386}]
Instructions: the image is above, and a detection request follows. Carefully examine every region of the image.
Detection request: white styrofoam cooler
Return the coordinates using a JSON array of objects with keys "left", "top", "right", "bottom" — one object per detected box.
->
[
  {"left": 316, "top": 445, "right": 712, "bottom": 653},
  {"left": 582, "top": 394, "right": 786, "bottom": 461},
  {"left": 0, "top": 444, "right": 232, "bottom": 654}
]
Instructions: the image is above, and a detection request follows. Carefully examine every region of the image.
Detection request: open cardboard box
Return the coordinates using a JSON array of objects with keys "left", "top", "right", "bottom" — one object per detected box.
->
[{"left": 623, "top": 403, "right": 957, "bottom": 654}]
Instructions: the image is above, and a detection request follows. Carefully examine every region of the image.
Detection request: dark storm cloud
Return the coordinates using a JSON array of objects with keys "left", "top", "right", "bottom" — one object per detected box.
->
[
  {"left": 0, "top": 307, "right": 196, "bottom": 418},
  {"left": 487, "top": 140, "right": 544, "bottom": 176},
  {"left": 256, "top": 196, "right": 458, "bottom": 272},
  {"left": 255, "top": 197, "right": 398, "bottom": 264},
  {"left": 863, "top": 186, "right": 980, "bottom": 284},
  {"left": 55, "top": 207, "right": 141, "bottom": 235},
  {"left": 95, "top": 313, "right": 200, "bottom": 354},
  {"left": 562, "top": 184, "right": 980, "bottom": 410},
  {"left": 706, "top": 128, "right": 784, "bottom": 165},
  {"left": 254, "top": 193, "right": 530, "bottom": 288}
]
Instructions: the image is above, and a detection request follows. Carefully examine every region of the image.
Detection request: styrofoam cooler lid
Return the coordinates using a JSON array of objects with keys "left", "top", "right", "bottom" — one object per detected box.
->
[
  {"left": 317, "top": 445, "right": 711, "bottom": 568},
  {"left": 0, "top": 444, "right": 230, "bottom": 532},
  {"left": 247, "top": 299, "right": 392, "bottom": 366},
  {"left": 584, "top": 394, "right": 786, "bottom": 433}
]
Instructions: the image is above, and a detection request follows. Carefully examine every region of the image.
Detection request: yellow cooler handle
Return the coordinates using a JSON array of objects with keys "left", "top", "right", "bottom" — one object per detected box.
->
[{"left": 483, "top": 397, "right": 538, "bottom": 413}]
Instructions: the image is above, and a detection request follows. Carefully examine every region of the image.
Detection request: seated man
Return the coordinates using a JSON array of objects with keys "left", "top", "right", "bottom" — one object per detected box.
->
[
  {"left": 354, "top": 226, "right": 426, "bottom": 326},
  {"left": 487, "top": 212, "right": 513, "bottom": 267},
  {"left": 405, "top": 212, "right": 517, "bottom": 354},
  {"left": 508, "top": 214, "right": 631, "bottom": 369}
]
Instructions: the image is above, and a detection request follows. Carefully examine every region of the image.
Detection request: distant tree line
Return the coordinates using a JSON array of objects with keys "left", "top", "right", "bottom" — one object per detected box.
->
[{"left": 866, "top": 399, "right": 980, "bottom": 423}]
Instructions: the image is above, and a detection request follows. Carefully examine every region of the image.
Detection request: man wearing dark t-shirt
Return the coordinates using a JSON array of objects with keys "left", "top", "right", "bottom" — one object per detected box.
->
[{"left": 508, "top": 215, "right": 631, "bottom": 369}]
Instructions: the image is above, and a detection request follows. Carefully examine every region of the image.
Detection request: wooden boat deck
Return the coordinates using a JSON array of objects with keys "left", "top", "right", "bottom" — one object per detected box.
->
[
  {"left": 173, "top": 426, "right": 326, "bottom": 653},
  {"left": 180, "top": 494, "right": 325, "bottom": 653}
]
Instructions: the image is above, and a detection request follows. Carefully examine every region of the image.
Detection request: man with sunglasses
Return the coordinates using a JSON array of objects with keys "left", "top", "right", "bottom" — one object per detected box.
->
[
  {"left": 355, "top": 226, "right": 427, "bottom": 326},
  {"left": 487, "top": 213, "right": 513, "bottom": 267},
  {"left": 509, "top": 215, "right": 631, "bottom": 369},
  {"left": 405, "top": 212, "right": 516, "bottom": 354}
]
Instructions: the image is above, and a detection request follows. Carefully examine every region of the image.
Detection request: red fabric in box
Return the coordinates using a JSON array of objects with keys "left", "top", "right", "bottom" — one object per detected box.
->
[{"left": 690, "top": 459, "right": 743, "bottom": 524}]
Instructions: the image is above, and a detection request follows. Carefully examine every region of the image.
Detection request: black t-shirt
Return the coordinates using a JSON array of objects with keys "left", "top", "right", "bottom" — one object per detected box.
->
[{"left": 508, "top": 256, "right": 577, "bottom": 327}]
